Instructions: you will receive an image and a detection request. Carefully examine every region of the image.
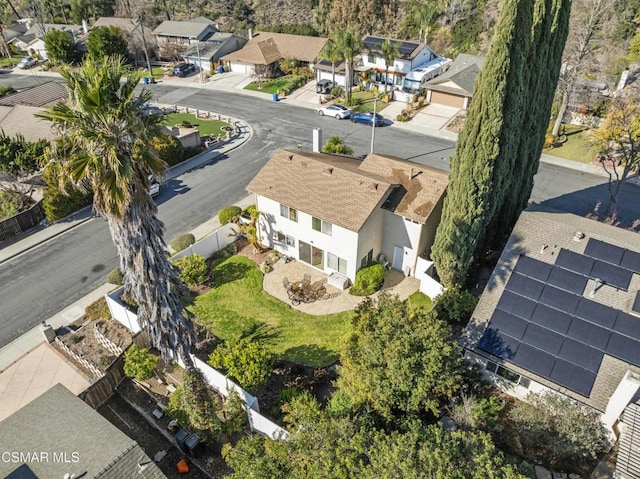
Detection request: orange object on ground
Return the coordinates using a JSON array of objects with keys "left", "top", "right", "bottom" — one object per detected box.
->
[{"left": 177, "top": 458, "right": 189, "bottom": 474}]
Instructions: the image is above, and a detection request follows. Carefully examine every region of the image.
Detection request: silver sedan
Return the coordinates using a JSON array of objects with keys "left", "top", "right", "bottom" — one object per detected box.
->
[{"left": 317, "top": 103, "right": 351, "bottom": 120}]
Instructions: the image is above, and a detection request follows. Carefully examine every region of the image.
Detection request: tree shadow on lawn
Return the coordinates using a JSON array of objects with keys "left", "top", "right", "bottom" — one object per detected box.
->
[
  {"left": 282, "top": 344, "right": 338, "bottom": 368},
  {"left": 212, "top": 260, "right": 253, "bottom": 286},
  {"left": 239, "top": 321, "right": 279, "bottom": 343}
]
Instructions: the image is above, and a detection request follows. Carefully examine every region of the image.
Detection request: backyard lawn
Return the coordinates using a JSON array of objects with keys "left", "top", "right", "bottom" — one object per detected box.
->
[
  {"left": 162, "top": 113, "right": 229, "bottom": 137},
  {"left": 543, "top": 124, "right": 600, "bottom": 163},
  {"left": 407, "top": 291, "right": 434, "bottom": 312},
  {"left": 191, "top": 256, "right": 354, "bottom": 367},
  {"left": 138, "top": 66, "right": 166, "bottom": 80},
  {"left": 244, "top": 78, "right": 290, "bottom": 94}
]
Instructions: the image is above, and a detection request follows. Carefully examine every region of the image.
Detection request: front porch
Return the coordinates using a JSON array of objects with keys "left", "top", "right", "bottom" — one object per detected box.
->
[{"left": 263, "top": 259, "right": 420, "bottom": 315}]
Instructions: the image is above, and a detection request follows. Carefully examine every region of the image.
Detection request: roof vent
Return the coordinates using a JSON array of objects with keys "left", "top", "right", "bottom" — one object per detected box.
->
[
  {"left": 589, "top": 278, "right": 604, "bottom": 298},
  {"left": 368, "top": 183, "right": 378, "bottom": 191},
  {"left": 540, "top": 244, "right": 548, "bottom": 254},
  {"left": 574, "top": 231, "right": 585, "bottom": 241},
  {"left": 410, "top": 167, "right": 422, "bottom": 179},
  {"left": 323, "top": 167, "right": 333, "bottom": 175}
]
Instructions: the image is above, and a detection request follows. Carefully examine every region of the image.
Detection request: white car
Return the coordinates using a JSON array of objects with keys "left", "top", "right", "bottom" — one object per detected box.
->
[
  {"left": 317, "top": 103, "right": 351, "bottom": 120},
  {"left": 148, "top": 175, "right": 160, "bottom": 197},
  {"left": 17, "top": 56, "right": 38, "bottom": 69}
]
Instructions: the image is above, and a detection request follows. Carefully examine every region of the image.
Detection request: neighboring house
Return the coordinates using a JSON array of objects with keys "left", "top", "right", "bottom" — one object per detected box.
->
[
  {"left": 463, "top": 205, "right": 640, "bottom": 446},
  {"left": 92, "top": 17, "right": 154, "bottom": 64},
  {"left": 152, "top": 16, "right": 218, "bottom": 45},
  {"left": 245, "top": 148, "right": 448, "bottom": 288},
  {"left": 2, "top": 22, "right": 28, "bottom": 43},
  {"left": 182, "top": 32, "right": 247, "bottom": 72},
  {"left": 19, "top": 23, "right": 84, "bottom": 60},
  {"left": 425, "top": 53, "right": 484, "bottom": 109},
  {"left": 221, "top": 31, "right": 327, "bottom": 75},
  {"left": 0, "top": 384, "right": 167, "bottom": 478},
  {"left": 0, "top": 81, "right": 67, "bottom": 107}
]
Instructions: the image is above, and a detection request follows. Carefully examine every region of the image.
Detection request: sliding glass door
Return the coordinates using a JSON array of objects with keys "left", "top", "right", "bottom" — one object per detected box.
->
[{"left": 299, "top": 241, "right": 324, "bottom": 268}]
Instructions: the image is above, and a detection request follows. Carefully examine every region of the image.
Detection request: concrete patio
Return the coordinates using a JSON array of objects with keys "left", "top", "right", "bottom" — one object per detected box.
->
[{"left": 263, "top": 258, "right": 420, "bottom": 315}]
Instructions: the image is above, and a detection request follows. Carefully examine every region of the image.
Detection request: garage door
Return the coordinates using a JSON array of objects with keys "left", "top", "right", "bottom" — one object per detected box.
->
[{"left": 430, "top": 91, "right": 466, "bottom": 108}]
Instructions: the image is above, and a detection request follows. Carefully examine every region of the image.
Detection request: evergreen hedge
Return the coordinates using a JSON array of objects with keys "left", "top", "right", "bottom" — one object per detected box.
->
[{"left": 350, "top": 262, "right": 386, "bottom": 296}]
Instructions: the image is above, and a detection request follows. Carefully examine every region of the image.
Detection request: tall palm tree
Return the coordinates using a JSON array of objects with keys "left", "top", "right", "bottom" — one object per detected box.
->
[
  {"left": 380, "top": 39, "right": 400, "bottom": 94},
  {"left": 318, "top": 39, "right": 344, "bottom": 91},
  {"left": 38, "top": 56, "right": 195, "bottom": 369},
  {"left": 334, "top": 28, "right": 363, "bottom": 104},
  {"left": 410, "top": 1, "right": 441, "bottom": 44}
]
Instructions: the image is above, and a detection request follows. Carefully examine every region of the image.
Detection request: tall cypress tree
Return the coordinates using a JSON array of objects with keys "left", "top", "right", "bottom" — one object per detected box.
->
[{"left": 431, "top": 0, "right": 571, "bottom": 287}]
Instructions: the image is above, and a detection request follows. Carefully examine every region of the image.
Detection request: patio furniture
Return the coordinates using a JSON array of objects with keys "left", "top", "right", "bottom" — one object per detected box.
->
[
  {"left": 303, "top": 273, "right": 312, "bottom": 285},
  {"left": 283, "top": 277, "right": 291, "bottom": 290},
  {"left": 290, "top": 279, "right": 318, "bottom": 305}
]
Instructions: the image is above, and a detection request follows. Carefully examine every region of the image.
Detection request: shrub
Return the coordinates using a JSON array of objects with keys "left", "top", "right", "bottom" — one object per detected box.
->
[
  {"left": 322, "top": 135, "right": 353, "bottom": 155},
  {"left": 0, "top": 85, "right": 15, "bottom": 98},
  {"left": 99, "top": 355, "right": 112, "bottom": 367},
  {"left": 170, "top": 233, "right": 195, "bottom": 252},
  {"left": 267, "top": 250, "right": 280, "bottom": 263},
  {"left": 123, "top": 344, "right": 158, "bottom": 381},
  {"left": 149, "top": 133, "right": 184, "bottom": 166},
  {"left": 69, "top": 334, "right": 82, "bottom": 344},
  {"left": 208, "top": 339, "right": 273, "bottom": 392},
  {"left": 180, "top": 120, "right": 193, "bottom": 128},
  {"left": 106, "top": 266, "right": 124, "bottom": 285},
  {"left": 224, "top": 242, "right": 237, "bottom": 255},
  {"left": 330, "top": 86, "right": 343, "bottom": 98},
  {"left": 84, "top": 298, "right": 110, "bottom": 322},
  {"left": 350, "top": 262, "right": 386, "bottom": 296},
  {"left": 396, "top": 111, "right": 410, "bottom": 122},
  {"left": 433, "top": 287, "right": 477, "bottom": 325},
  {"left": 0, "top": 190, "right": 30, "bottom": 219},
  {"left": 278, "top": 386, "right": 303, "bottom": 406},
  {"left": 259, "top": 260, "right": 272, "bottom": 274},
  {"left": 174, "top": 253, "right": 209, "bottom": 286},
  {"left": 221, "top": 390, "right": 248, "bottom": 436},
  {"left": 218, "top": 205, "right": 242, "bottom": 225},
  {"left": 42, "top": 166, "right": 92, "bottom": 223},
  {"left": 242, "top": 204, "right": 257, "bottom": 218}
]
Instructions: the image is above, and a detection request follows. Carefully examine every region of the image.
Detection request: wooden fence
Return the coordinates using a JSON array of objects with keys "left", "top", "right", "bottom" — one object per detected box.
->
[{"left": 0, "top": 201, "right": 45, "bottom": 241}]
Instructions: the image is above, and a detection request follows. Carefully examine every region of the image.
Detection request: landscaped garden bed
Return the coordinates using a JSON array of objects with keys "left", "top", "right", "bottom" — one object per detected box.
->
[{"left": 162, "top": 113, "right": 230, "bottom": 138}]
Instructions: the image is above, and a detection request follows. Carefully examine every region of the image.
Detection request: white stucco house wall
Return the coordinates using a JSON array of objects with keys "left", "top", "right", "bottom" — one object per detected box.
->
[{"left": 245, "top": 149, "right": 448, "bottom": 287}]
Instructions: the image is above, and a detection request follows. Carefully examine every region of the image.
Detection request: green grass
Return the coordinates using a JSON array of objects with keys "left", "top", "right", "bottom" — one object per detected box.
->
[
  {"left": 162, "top": 113, "right": 229, "bottom": 137},
  {"left": 349, "top": 90, "right": 390, "bottom": 114},
  {"left": 543, "top": 125, "right": 600, "bottom": 164},
  {"left": 0, "top": 56, "right": 22, "bottom": 67},
  {"left": 407, "top": 291, "right": 434, "bottom": 313},
  {"left": 137, "top": 66, "right": 167, "bottom": 80},
  {"left": 191, "top": 256, "right": 354, "bottom": 367},
  {"left": 244, "top": 78, "right": 290, "bottom": 94}
]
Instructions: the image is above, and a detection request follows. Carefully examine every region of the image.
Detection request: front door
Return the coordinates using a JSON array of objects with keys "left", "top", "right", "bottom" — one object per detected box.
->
[{"left": 392, "top": 246, "right": 403, "bottom": 270}]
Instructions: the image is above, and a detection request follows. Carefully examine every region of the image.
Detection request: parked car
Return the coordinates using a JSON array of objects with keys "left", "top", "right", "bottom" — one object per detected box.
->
[
  {"left": 173, "top": 63, "right": 196, "bottom": 77},
  {"left": 350, "top": 111, "right": 384, "bottom": 127},
  {"left": 317, "top": 103, "right": 350, "bottom": 119},
  {"left": 148, "top": 175, "right": 160, "bottom": 197},
  {"left": 316, "top": 79, "right": 334, "bottom": 94},
  {"left": 17, "top": 56, "right": 38, "bottom": 69}
]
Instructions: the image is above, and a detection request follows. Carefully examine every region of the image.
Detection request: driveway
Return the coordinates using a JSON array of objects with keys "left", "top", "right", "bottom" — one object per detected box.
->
[{"left": 414, "top": 104, "right": 462, "bottom": 131}]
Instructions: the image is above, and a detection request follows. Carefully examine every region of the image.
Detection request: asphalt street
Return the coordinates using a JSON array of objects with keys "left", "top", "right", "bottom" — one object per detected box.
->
[{"left": 0, "top": 78, "right": 637, "bottom": 348}]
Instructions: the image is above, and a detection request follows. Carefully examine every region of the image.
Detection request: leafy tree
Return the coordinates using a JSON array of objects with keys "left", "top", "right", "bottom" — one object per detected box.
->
[
  {"left": 318, "top": 40, "right": 344, "bottom": 89},
  {"left": 432, "top": 0, "right": 571, "bottom": 286},
  {"left": 149, "top": 133, "right": 184, "bottom": 166},
  {"left": 87, "top": 25, "right": 129, "bottom": 59},
  {"left": 44, "top": 29, "right": 78, "bottom": 64},
  {"left": 259, "top": 23, "right": 319, "bottom": 36},
  {"left": 69, "top": 0, "right": 114, "bottom": 24},
  {"left": 218, "top": 205, "right": 242, "bottom": 225},
  {"left": 509, "top": 391, "right": 607, "bottom": 469},
  {"left": 41, "top": 161, "right": 92, "bottom": 222},
  {"left": 221, "top": 390, "right": 248, "bottom": 436},
  {"left": 208, "top": 339, "right": 273, "bottom": 392},
  {"left": 0, "top": 133, "right": 48, "bottom": 175},
  {"left": 334, "top": 28, "right": 362, "bottom": 104},
  {"left": 278, "top": 57, "right": 298, "bottom": 75},
  {"left": 322, "top": 135, "right": 353, "bottom": 155},
  {"left": 222, "top": 433, "right": 291, "bottom": 479},
  {"left": 433, "top": 286, "right": 477, "bottom": 325},
  {"left": 380, "top": 39, "right": 400, "bottom": 93},
  {"left": 174, "top": 253, "right": 208, "bottom": 287},
  {"left": 123, "top": 344, "right": 158, "bottom": 380},
  {"left": 38, "top": 56, "right": 197, "bottom": 371},
  {"left": 591, "top": 89, "right": 640, "bottom": 217},
  {"left": 177, "top": 368, "right": 223, "bottom": 439},
  {"left": 0, "top": 190, "right": 30, "bottom": 219},
  {"left": 338, "top": 294, "right": 463, "bottom": 422},
  {"left": 251, "top": 63, "right": 271, "bottom": 88},
  {"left": 407, "top": 0, "right": 442, "bottom": 43}
]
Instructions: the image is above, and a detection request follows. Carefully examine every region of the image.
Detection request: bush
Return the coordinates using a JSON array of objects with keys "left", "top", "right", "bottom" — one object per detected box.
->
[
  {"left": 224, "top": 242, "right": 237, "bottom": 255},
  {"left": 221, "top": 390, "right": 248, "bottom": 436},
  {"left": 99, "top": 355, "right": 113, "bottom": 367},
  {"left": 107, "top": 266, "right": 124, "bottom": 285},
  {"left": 123, "top": 344, "right": 158, "bottom": 381},
  {"left": 350, "top": 262, "right": 386, "bottom": 296},
  {"left": 208, "top": 339, "right": 273, "bottom": 392},
  {"left": 42, "top": 166, "right": 92, "bottom": 223},
  {"left": 170, "top": 233, "right": 195, "bottom": 252},
  {"left": 396, "top": 111, "right": 410, "bottom": 122},
  {"left": 84, "top": 298, "right": 110, "bottom": 321},
  {"left": 242, "top": 204, "right": 257, "bottom": 218},
  {"left": 0, "top": 190, "right": 30, "bottom": 219},
  {"left": 218, "top": 205, "right": 242, "bottom": 225},
  {"left": 330, "top": 86, "right": 343, "bottom": 98},
  {"left": 433, "top": 287, "right": 477, "bottom": 325},
  {"left": 149, "top": 133, "right": 184, "bottom": 167},
  {"left": 259, "top": 260, "right": 272, "bottom": 274},
  {"left": 0, "top": 85, "right": 15, "bottom": 98},
  {"left": 174, "top": 253, "right": 209, "bottom": 287}
]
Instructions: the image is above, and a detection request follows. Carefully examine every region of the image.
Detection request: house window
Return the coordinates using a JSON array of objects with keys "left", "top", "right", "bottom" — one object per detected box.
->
[
  {"left": 312, "top": 217, "right": 332, "bottom": 235},
  {"left": 276, "top": 232, "right": 295, "bottom": 247},
  {"left": 280, "top": 204, "right": 298, "bottom": 222},
  {"left": 327, "top": 252, "right": 347, "bottom": 275},
  {"left": 486, "top": 361, "right": 530, "bottom": 388},
  {"left": 367, "top": 53, "right": 377, "bottom": 63},
  {"left": 360, "top": 249, "right": 373, "bottom": 269}
]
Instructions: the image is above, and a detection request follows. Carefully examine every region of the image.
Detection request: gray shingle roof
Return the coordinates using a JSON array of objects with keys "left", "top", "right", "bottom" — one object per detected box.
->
[
  {"left": 0, "top": 105, "right": 55, "bottom": 142},
  {"left": 0, "top": 81, "right": 67, "bottom": 107},
  {"left": 0, "top": 384, "right": 166, "bottom": 479},
  {"left": 427, "top": 53, "right": 485, "bottom": 95},
  {"left": 152, "top": 18, "right": 216, "bottom": 38}
]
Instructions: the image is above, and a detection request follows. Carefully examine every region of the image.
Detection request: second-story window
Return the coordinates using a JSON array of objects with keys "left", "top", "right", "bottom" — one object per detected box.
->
[
  {"left": 367, "top": 53, "right": 377, "bottom": 63},
  {"left": 280, "top": 204, "right": 298, "bottom": 222},
  {"left": 312, "top": 217, "right": 332, "bottom": 236}
]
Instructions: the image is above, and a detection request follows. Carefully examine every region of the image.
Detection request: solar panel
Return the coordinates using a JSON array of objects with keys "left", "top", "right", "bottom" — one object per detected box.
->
[
  {"left": 514, "top": 256, "right": 553, "bottom": 281},
  {"left": 547, "top": 267, "right": 588, "bottom": 295},
  {"left": 590, "top": 260, "right": 633, "bottom": 290},
  {"left": 574, "top": 298, "right": 618, "bottom": 329},
  {"left": 607, "top": 333, "right": 640, "bottom": 366},
  {"left": 555, "top": 249, "right": 595, "bottom": 276},
  {"left": 557, "top": 338, "right": 603, "bottom": 372},
  {"left": 521, "top": 323, "right": 564, "bottom": 355},
  {"left": 505, "top": 273, "right": 545, "bottom": 301},
  {"left": 478, "top": 329, "right": 520, "bottom": 359},
  {"left": 497, "top": 290, "right": 537, "bottom": 321},
  {"left": 584, "top": 238, "right": 625, "bottom": 265},
  {"left": 529, "top": 304, "right": 573, "bottom": 334},
  {"left": 549, "top": 360, "right": 597, "bottom": 397},
  {"left": 539, "top": 285, "right": 580, "bottom": 314},
  {"left": 513, "top": 343, "right": 555, "bottom": 377},
  {"left": 621, "top": 249, "right": 640, "bottom": 274},
  {"left": 633, "top": 291, "right": 640, "bottom": 315},
  {"left": 567, "top": 318, "right": 610, "bottom": 350},
  {"left": 487, "top": 309, "right": 528, "bottom": 339},
  {"left": 614, "top": 312, "right": 640, "bottom": 341}
]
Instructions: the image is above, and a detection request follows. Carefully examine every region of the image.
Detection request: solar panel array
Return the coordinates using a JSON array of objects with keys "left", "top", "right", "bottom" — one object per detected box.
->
[
  {"left": 479, "top": 249, "right": 640, "bottom": 397},
  {"left": 362, "top": 37, "right": 418, "bottom": 58}
]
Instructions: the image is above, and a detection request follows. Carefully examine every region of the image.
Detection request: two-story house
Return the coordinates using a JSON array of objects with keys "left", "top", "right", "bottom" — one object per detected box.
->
[{"left": 245, "top": 149, "right": 448, "bottom": 287}]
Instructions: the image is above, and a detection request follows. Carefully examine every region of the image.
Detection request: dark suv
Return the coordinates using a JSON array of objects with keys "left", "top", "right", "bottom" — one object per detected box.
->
[
  {"left": 316, "top": 79, "right": 334, "bottom": 94},
  {"left": 173, "top": 63, "right": 196, "bottom": 77}
]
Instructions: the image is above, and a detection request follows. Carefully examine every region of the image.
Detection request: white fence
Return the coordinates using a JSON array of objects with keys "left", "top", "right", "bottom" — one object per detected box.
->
[
  {"left": 171, "top": 222, "right": 237, "bottom": 261},
  {"left": 415, "top": 256, "right": 445, "bottom": 299}
]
